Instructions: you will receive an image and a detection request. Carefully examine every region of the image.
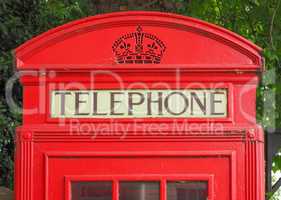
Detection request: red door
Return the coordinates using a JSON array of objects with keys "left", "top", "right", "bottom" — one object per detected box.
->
[{"left": 40, "top": 141, "right": 233, "bottom": 200}]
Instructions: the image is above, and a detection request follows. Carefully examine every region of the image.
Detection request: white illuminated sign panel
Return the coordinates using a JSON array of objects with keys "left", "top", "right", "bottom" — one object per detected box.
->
[{"left": 51, "top": 89, "right": 227, "bottom": 118}]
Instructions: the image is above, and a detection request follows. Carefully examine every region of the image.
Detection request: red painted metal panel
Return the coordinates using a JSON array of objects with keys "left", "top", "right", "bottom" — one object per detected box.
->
[{"left": 14, "top": 11, "right": 262, "bottom": 71}]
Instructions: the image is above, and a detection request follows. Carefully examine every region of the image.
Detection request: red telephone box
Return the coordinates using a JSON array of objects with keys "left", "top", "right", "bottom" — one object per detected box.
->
[{"left": 14, "top": 11, "right": 264, "bottom": 200}]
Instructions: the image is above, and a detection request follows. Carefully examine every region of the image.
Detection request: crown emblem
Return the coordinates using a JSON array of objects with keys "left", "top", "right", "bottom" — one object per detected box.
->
[{"left": 112, "top": 26, "right": 166, "bottom": 64}]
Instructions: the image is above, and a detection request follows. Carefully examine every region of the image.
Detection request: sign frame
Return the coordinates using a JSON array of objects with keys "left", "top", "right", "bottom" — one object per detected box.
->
[{"left": 45, "top": 83, "right": 234, "bottom": 123}]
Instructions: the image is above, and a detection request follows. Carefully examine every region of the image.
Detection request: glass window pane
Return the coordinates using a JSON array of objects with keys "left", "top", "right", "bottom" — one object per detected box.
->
[
  {"left": 71, "top": 181, "right": 112, "bottom": 200},
  {"left": 167, "top": 181, "right": 208, "bottom": 200},
  {"left": 119, "top": 181, "right": 160, "bottom": 200}
]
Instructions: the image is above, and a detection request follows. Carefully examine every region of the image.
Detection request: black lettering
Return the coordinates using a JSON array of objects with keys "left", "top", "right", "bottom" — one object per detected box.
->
[
  {"left": 75, "top": 92, "right": 90, "bottom": 115},
  {"left": 92, "top": 92, "right": 107, "bottom": 116},
  {"left": 190, "top": 92, "right": 206, "bottom": 115},
  {"left": 147, "top": 92, "right": 163, "bottom": 115},
  {"left": 210, "top": 92, "right": 225, "bottom": 115},
  {"left": 128, "top": 92, "right": 145, "bottom": 115},
  {"left": 54, "top": 91, "right": 71, "bottom": 115},
  {"left": 110, "top": 92, "right": 124, "bottom": 115},
  {"left": 164, "top": 92, "right": 188, "bottom": 115}
]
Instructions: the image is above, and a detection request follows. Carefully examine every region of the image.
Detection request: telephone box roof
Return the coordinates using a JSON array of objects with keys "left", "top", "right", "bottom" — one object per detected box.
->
[{"left": 15, "top": 11, "right": 263, "bottom": 72}]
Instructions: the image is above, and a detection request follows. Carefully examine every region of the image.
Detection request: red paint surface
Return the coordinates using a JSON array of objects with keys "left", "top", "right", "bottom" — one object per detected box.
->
[{"left": 14, "top": 11, "right": 264, "bottom": 200}]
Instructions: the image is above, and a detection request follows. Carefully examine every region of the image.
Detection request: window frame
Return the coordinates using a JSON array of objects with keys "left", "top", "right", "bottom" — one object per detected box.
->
[{"left": 65, "top": 174, "right": 214, "bottom": 200}]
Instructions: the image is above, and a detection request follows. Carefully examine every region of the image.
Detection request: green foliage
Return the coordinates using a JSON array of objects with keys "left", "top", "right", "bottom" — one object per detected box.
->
[
  {"left": 0, "top": 0, "right": 281, "bottom": 196},
  {"left": 0, "top": 0, "right": 89, "bottom": 189}
]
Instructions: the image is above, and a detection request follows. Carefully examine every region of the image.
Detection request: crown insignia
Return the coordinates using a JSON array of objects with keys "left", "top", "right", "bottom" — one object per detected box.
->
[{"left": 112, "top": 26, "right": 166, "bottom": 64}]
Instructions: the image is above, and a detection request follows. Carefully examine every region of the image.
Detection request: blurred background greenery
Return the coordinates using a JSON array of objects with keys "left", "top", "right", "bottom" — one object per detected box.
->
[{"left": 0, "top": 0, "right": 281, "bottom": 198}]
